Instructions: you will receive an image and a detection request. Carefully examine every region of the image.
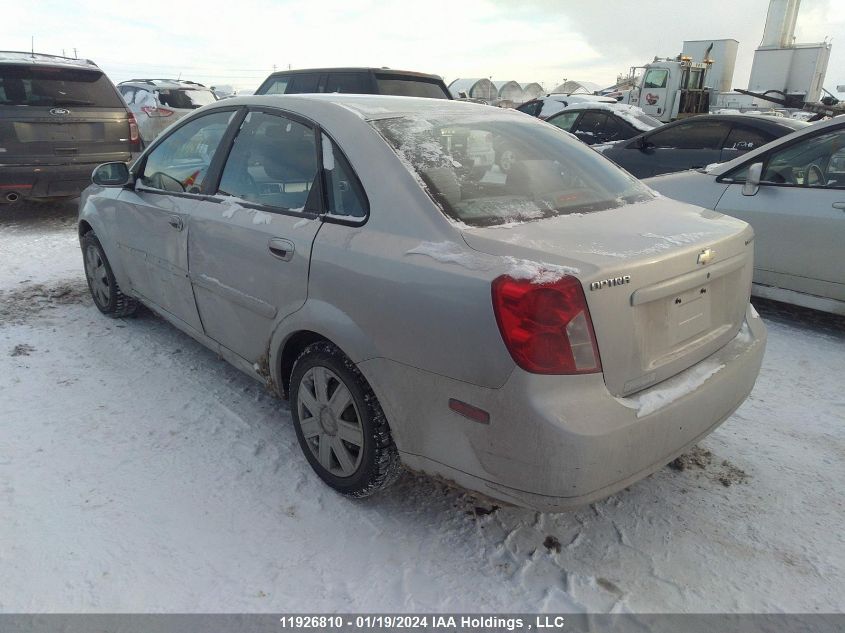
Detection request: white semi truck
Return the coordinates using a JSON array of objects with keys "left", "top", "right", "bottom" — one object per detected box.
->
[{"left": 625, "top": 54, "right": 714, "bottom": 123}]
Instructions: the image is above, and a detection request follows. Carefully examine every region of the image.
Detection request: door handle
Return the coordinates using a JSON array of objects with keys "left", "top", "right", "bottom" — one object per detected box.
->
[
  {"left": 168, "top": 215, "right": 184, "bottom": 231},
  {"left": 268, "top": 238, "right": 295, "bottom": 261},
  {"left": 833, "top": 202, "right": 845, "bottom": 211}
]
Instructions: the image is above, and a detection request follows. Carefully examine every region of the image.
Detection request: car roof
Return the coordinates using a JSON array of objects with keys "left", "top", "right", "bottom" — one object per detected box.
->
[
  {"left": 264, "top": 67, "right": 444, "bottom": 80},
  {"left": 651, "top": 113, "right": 808, "bottom": 135},
  {"left": 708, "top": 116, "right": 845, "bottom": 176},
  {"left": 711, "top": 113, "right": 808, "bottom": 131},
  {"left": 207, "top": 93, "right": 503, "bottom": 121},
  {"left": 0, "top": 50, "right": 100, "bottom": 70}
]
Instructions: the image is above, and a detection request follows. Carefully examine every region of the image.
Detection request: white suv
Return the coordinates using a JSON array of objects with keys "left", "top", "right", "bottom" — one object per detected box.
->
[{"left": 117, "top": 79, "right": 217, "bottom": 145}]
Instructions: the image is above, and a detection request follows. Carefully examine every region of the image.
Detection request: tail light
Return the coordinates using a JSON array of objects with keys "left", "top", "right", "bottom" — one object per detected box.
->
[
  {"left": 141, "top": 106, "right": 174, "bottom": 117},
  {"left": 492, "top": 275, "right": 601, "bottom": 374},
  {"left": 127, "top": 112, "right": 141, "bottom": 152}
]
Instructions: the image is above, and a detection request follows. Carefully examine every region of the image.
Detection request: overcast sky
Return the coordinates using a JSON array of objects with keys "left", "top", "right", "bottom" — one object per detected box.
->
[{"left": 4, "top": 0, "right": 844, "bottom": 94}]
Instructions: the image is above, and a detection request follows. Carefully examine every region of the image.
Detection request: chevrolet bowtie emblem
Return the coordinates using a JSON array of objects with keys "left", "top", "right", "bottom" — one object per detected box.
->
[{"left": 697, "top": 248, "right": 715, "bottom": 265}]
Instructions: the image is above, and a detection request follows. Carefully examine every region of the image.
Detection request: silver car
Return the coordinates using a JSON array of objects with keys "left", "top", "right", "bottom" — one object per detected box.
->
[
  {"left": 117, "top": 79, "right": 218, "bottom": 145},
  {"left": 78, "top": 95, "right": 766, "bottom": 511},
  {"left": 645, "top": 117, "right": 845, "bottom": 316}
]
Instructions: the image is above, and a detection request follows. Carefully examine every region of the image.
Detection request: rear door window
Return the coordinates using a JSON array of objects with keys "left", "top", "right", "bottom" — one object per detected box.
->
[
  {"left": 325, "top": 73, "right": 369, "bottom": 94},
  {"left": 321, "top": 136, "right": 368, "bottom": 218},
  {"left": 572, "top": 111, "right": 608, "bottom": 140},
  {"left": 140, "top": 110, "right": 235, "bottom": 193},
  {"left": 0, "top": 65, "right": 123, "bottom": 107},
  {"left": 546, "top": 111, "right": 580, "bottom": 131},
  {"left": 218, "top": 111, "right": 319, "bottom": 211},
  {"left": 647, "top": 121, "right": 730, "bottom": 149},
  {"left": 288, "top": 74, "right": 321, "bottom": 94},
  {"left": 722, "top": 125, "right": 771, "bottom": 151},
  {"left": 603, "top": 114, "right": 636, "bottom": 141}
]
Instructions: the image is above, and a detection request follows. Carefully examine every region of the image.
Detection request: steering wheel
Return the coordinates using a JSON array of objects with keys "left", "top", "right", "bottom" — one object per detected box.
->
[{"left": 804, "top": 164, "right": 824, "bottom": 187}]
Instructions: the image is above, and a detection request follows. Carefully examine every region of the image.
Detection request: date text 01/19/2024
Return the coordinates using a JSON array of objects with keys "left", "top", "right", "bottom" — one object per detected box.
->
[{"left": 278, "top": 615, "right": 567, "bottom": 629}]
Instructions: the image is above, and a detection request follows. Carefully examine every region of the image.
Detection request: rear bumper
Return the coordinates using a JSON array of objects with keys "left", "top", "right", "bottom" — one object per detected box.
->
[
  {"left": 0, "top": 161, "right": 128, "bottom": 201},
  {"left": 360, "top": 304, "right": 767, "bottom": 512}
]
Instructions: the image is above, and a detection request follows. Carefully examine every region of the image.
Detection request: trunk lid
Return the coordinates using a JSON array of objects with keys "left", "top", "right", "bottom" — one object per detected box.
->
[{"left": 461, "top": 197, "right": 754, "bottom": 396}]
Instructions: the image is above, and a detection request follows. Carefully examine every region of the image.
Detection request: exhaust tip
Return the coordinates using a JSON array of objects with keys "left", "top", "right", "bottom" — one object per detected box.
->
[{"left": 4, "top": 192, "right": 20, "bottom": 203}]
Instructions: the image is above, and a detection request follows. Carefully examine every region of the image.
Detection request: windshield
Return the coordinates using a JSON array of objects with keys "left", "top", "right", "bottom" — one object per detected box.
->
[
  {"left": 156, "top": 88, "right": 217, "bottom": 109},
  {"left": 0, "top": 65, "right": 123, "bottom": 107},
  {"left": 372, "top": 113, "right": 653, "bottom": 227}
]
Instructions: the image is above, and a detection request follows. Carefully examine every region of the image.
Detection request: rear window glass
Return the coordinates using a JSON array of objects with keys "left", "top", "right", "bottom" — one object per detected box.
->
[
  {"left": 0, "top": 65, "right": 122, "bottom": 107},
  {"left": 375, "top": 76, "right": 450, "bottom": 99},
  {"left": 372, "top": 113, "right": 653, "bottom": 227},
  {"left": 156, "top": 88, "right": 217, "bottom": 109}
]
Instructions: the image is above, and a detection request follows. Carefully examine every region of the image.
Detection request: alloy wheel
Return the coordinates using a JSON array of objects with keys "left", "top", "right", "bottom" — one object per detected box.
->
[
  {"left": 297, "top": 366, "right": 364, "bottom": 477},
  {"left": 84, "top": 244, "right": 111, "bottom": 308}
]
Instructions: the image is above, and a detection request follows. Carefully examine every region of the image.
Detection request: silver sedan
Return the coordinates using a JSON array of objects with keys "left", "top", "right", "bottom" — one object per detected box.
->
[
  {"left": 78, "top": 95, "right": 766, "bottom": 511},
  {"left": 645, "top": 117, "right": 845, "bottom": 316}
]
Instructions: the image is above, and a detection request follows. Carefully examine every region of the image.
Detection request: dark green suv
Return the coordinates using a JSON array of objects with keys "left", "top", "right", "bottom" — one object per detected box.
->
[{"left": 0, "top": 51, "right": 140, "bottom": 204}]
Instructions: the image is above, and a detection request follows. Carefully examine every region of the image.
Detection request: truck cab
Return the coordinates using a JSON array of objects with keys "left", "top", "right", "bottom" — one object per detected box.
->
[{"left": 627, "top": 56, "right": 712, "bottom": 122}]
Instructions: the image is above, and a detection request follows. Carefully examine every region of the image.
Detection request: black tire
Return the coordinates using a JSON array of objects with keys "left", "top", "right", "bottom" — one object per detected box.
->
[
  {"left": 81, "top": 232, "right": 139, "bottom": 318},
  {"left": 290, "top": 341, "right": 402, "bottom": 497}
]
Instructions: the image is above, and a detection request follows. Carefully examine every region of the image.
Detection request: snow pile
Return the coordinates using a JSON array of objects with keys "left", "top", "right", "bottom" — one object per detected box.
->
[
  {"left": 620, "top": 358, "right": 726, "bottom": 418},
  {"left": 252, "top": 211, "right": 272, "bottom": 225},
  {"left": 405, "top": 241, "right": 491, "bottom": 271},
  {"left": 503, "top": 256, "right": 579, "bottom": 283},
  {"left": 406, "top": 241, "right": 579, "bottom": 281},
  {"left": 591, "top": 141, "right": 624, "bottom": 154},
  {"left": 561, "top": 102, "right": 660, "bottom": 131},
  {"left": 640, "top": 231, "right": 710, "bottom": 246}
]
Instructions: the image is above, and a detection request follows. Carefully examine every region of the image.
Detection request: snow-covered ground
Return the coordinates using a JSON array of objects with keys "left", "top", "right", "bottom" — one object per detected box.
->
[{"left": 1, "top": 201, "right": 843, "bottom": 613}]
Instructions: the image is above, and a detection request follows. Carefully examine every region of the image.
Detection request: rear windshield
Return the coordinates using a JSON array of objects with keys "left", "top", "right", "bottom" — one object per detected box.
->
[
  {"left": 372, "top": 113, "right": 653, "bottom": 227},
  {"left": 0, "top": 65, "right": 123, "bottom": 107},
  {"left": 156, "top": 88, "right": 217, "bottom": 109},
  {"left": 375, "top": 76, "right": 450, "bottom": 99}
]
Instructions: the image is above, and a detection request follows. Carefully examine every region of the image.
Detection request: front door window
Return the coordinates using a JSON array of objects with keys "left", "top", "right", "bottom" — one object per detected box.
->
[{"left": 139, "top": 110, "right": 235, "bottom": 193}]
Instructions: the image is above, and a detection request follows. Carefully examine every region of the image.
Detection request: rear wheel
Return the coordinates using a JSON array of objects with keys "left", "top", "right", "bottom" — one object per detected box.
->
[
  {"left": 81, "top": 232, "right": 139, "bottom": 318},
  {"left": 290, "top": 342, "right": 401, "bottom": 497}
]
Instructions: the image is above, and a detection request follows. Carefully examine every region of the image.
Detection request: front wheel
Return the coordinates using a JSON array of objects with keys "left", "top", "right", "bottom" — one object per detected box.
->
[
  {"left": 81, "top": 232, "right": 139, "bottom": 318},
  {"left": 290, "top": 342, "right": 401, "bottom": 497}
]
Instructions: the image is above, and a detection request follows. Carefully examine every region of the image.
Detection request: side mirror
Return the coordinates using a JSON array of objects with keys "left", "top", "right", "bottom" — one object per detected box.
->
[
  {"left": 92, "top": 162, "right": 132, "bottom": 187},
  {"left": 742, "top": 162, "right": 763, "bottom": 196}
]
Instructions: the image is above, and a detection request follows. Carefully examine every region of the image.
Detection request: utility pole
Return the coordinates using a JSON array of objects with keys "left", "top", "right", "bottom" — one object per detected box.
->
[
  {"left": 31, "top": 36, "right": 35, "bottom": 58},
  {"left": 273, "top": 64, "right": 277, "bottom": 73},
  {"left": 73, "top": 47, "right": 78, "bottom": 59}
]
